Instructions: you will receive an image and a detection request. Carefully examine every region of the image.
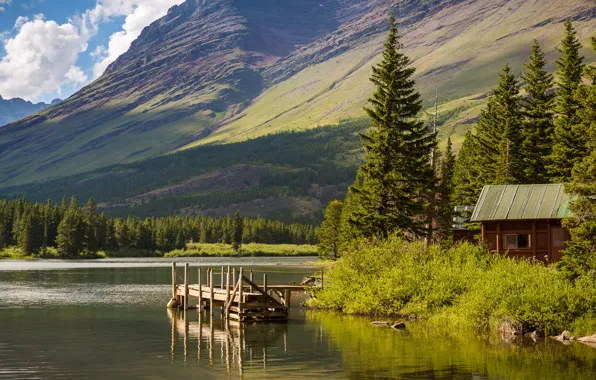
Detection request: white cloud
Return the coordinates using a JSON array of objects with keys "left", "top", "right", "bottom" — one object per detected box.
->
[
  {"left": 91, "top": 0, "right": 185, "bottom": 78},
  {"left": 65, "top": 65, "right": 88, "bottom": 84},
  {"left": 0, "top": 18, "right": 88, "bottom": 100},
  {"left": 14, "top": 16, "right": 29, "bottom": 29},
  {"left": 0, "top": 0, "right": 185, "bottom": 101}
]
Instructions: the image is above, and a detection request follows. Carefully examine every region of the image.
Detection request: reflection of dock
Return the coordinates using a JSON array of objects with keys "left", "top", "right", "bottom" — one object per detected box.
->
[
  {"left": 168, "top": 308, "right": 289, "bottom": 375},
  {"left": 167, "top": 263, "right": 321, "bottom": 322}
]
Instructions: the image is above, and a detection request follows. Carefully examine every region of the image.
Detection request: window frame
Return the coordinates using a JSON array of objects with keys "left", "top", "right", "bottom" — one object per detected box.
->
[{"left": 502, "top": 233, "right": 531, "bottom": 250}]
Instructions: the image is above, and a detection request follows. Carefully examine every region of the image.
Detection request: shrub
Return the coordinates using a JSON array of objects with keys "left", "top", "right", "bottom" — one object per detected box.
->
[{"left": 310, "top": 237, "right": 596, "bottom": 335}]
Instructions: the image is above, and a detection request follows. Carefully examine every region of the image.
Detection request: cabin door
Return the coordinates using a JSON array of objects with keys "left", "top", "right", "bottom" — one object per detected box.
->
[{"left": 551, "top": 226, "right": 566, "bottom": 263}]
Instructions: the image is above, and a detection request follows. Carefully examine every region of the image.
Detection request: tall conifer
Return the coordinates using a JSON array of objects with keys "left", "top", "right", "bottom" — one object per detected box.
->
[
  {"left": 453, "top": 131, "right": 484, "bottom": 206},
  {"left": 494, "top": 63, "right": 523, "bottom": 184},
  {"left": 548, "top": 20, "right": 586, "bottom": 182},
  {"left": 346, "top": 16, "right": 435, "bottom": 240},
  {"left": 521, "top": 40, "right": 555, "bottom": 183},
  {"left": 435, "top": 138, "right": 456, "bottom": 245},
  {"left": 317, "top": 200, "right": 344, "bottom": 259}
]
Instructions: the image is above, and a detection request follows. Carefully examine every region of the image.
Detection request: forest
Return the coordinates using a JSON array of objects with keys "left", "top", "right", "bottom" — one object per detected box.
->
[{"left": 0, "top": 197, "right": 316, "bottom": 258}]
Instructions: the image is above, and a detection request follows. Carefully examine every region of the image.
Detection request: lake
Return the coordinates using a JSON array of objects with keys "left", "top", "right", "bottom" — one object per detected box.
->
[{"left": 1, "top": 257, "right": 595, "bottom": 379}]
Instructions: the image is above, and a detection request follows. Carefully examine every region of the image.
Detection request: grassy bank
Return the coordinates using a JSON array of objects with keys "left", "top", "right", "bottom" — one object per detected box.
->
[
  {"left": 0, "top": 247, "right": 34, "bottom": 260},
  {"left": 165, "top": 243, "right": 317, "bottom": 257},
  {"left": 1, "top": 244, "right": 317, "bottom": 259},
  {"left": 309, "top": 237, "right": 596, "bottom": 336}
]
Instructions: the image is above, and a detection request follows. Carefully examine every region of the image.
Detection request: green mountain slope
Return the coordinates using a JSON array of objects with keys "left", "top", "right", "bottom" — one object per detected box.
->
[
  {"left": 1, "top": 120, "right": 365, "bottom": 223},
  {"left": 0, "top": 0, "right": 595, "bottom": 221}
]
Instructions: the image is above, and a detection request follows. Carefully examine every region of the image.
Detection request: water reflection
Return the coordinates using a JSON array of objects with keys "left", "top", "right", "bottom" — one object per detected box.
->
[{"left": 168, "top": 308, "right": 291, "bottom": 377}]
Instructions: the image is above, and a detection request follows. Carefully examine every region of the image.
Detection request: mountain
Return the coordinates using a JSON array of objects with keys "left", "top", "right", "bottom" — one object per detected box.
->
[
  {"left": 0, "top": 96, "right": 61, "bottom": 127},
  {"left": 0, "top": 0, "right": 595, "bottom": 221}
]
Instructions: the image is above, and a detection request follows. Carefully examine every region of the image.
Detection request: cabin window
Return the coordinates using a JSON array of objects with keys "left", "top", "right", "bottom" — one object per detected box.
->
[{"left": 503, "top": 234, "right": 531, "bottom": 249}]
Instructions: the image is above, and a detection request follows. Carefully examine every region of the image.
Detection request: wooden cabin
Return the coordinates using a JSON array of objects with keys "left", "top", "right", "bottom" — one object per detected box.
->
[{"left": 470, "top": 184, "right": 572, "bottom": 263}]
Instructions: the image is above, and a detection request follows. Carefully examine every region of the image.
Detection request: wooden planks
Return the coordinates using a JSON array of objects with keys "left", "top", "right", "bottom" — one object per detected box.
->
[{"left": 169, "top": 264, "right": 319, "bottom": 322}]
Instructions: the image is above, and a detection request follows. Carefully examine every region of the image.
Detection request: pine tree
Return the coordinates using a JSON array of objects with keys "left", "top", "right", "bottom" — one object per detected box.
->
[
  {"left": 548, "top": 20, "right": 586, "bottom": 182},
  {"left": 232, "top": 211, "right": 243, "bottom": 252},
  {"left": 84, "top": 198, "right": 100, "bottom": 254},
  {"left": 345, "top": 16, "right": 436, "bottom": 240},
  {"left": 317, "top": 200, "right": 344, "bottom": 259},
  {"left": 453, "top": 131, "right": 484, "bottom": 205},
  {"left": 560, "top": 40, "right": 596, "bottom": 278},
  {"left": 435, "top": 139, "right": 456, "bottom": 245},
  {"left": 493, "top": 63, "right": 523, "bottom": 184},
  {"left": 56, "top": 198, "right": 87, "bottom": 257},
  {"left": 521, "top": 40, "right": 555, "bottom": 183}
]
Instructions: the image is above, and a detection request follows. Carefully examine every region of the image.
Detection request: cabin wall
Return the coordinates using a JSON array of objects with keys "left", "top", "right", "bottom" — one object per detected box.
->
[{"left": 481, "top": 219, "right": 569, "bottom": 263}]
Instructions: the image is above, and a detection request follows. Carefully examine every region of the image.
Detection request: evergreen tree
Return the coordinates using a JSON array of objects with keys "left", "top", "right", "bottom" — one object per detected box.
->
[
  {"left": 560, "top": 40, "right": 596, "bottom": 278},
  {"left": 493, "top": 63, "right": 523, "bottom": 184},
  {"left": 521, "top": 40, "right": 555, "bottom": 183},
  {"left": 317, "top": 200, "right": 343, "bottom": 259},
  {"left": 345, "top": 17, "right": 435, "bottom": 240},
  {"left": 56, "top": 197, "right": 86, "bottom": 257},
  {"left": 84, "top": 198, "right": 100, "bottom": 254},
  {"left": 548, "top": 20, "right": 586, "bottom": 182},
  {"left": 232, "top": 211, "right": 243, "bottom": 252},
  {"left": 435, "top": 139, "right": 456, "bottom": 245},
  {"left": 453, "top": 132, "right": 483, "bottom": 205}
]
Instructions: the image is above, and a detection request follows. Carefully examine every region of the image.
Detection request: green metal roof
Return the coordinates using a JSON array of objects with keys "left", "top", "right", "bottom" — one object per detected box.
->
[{"left": 470, "top": 184, "right": 572, "bottom": 222}]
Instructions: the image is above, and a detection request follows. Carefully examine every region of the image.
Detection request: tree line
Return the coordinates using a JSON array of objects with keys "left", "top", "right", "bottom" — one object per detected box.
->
[
  {"left": 453, "top": 20, "right": 593, "bottom": 205},
  {"left": 0, "top": 197, "right": 317, "bottom": 257},
  {"left": 317, "top": 16, "right": 596, "bottom": 280}
]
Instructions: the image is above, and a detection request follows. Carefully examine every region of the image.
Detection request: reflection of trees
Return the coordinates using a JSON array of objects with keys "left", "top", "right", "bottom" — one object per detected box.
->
[
  {"left": 168, "top": 309, "right": 289, "bottom": 376},
  {"left": 307, "top": 311, "right": 596, "bottom": 380}
]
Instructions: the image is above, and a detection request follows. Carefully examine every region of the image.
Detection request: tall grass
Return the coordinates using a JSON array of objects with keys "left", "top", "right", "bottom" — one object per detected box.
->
[
  {"left": 165, "top": 243, "right": 317, "bottom": 257},
  {"left": 310, "top": 237, "right": 596, "bottom": 335}
]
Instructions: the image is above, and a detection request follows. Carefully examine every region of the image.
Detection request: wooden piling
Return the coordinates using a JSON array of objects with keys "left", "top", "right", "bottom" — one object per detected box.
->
[
  {"left": 250, "top": 270, "right": 254, "bottom": 293},
  {"left": 263, "top": 274, "right": 268, "bottom": 308},
  {"left": 238, "top": 267, "right": 244, "bottom": 318},
  {"left": 198, "top": 268, "right": 203, "bottom": 310},
  {"left": 184, "top": 263, "right": 189, "bottom": 310},
  {"left": 232, "top": 268, "right": 236, "bottom": 288},
  {"left": 225, "top": 267, "right": 230, "bottom": 316},
  {"left": 220, "top": 266, "right": 224, "bottom": 289},
  {"left": 209, "top": 268, "right": 214, "bottom": 316},
  {"left": 171, "top": 262, "right": 177, "bottom": 299}
]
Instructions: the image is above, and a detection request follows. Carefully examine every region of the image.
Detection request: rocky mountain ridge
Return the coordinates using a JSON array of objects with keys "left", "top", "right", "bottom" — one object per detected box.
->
[{"left": 0, "top": 96, "right": 61, "bottom": 128}]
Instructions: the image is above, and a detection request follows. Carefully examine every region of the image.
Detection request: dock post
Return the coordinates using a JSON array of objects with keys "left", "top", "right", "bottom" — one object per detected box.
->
[
  {"left": 171, "top": 262, "right": 177, "bottom": 299},
  {"left": 284, "top": 289, "right": 291, "bottom": 307},
  {"left": 198, "top": 268, "right": 203, "bottom": 311},
  {"left": 232, "top": 268, "right": 236, "bottom": 288},
  {"left": 221, "top": 266, "right": 224, "bottom": 289},
  {"left": 184, "top": 263, "right": 189, "bottom": 310},
  {"left": 209, "top": 268, "right": 214, "bottom": 316},
  {"left": 250, "top": 270, "right": 254, "bottom": 293},
  {"left": 238, "top": 267, "right": 244, "bottom": 320},
  {"left": 225, "top": 267, "right": 230, "bottom": 317},
  {"left": 263, "top": 274, "right": 268, "bottom": 307}
]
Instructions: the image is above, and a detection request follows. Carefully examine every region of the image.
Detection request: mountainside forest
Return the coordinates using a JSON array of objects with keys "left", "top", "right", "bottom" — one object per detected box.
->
[{"left": 0, "top": 0, "right": 595, "bottom": 222}]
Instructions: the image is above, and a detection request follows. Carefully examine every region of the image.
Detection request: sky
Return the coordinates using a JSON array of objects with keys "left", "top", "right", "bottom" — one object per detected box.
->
[{"left": 0, "top": 0, "right": 185, "bottom": 103}]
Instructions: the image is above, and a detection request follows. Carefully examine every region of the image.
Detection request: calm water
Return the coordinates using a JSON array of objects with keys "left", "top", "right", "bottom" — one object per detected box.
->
[{"left": 1, "top": 257, "right": 595, "bottom": 379}]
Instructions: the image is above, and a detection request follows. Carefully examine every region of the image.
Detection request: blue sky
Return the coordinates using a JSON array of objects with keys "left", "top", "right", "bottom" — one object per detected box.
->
[{"left": 0, "top": 0, "right": 184, "bottom": 103}]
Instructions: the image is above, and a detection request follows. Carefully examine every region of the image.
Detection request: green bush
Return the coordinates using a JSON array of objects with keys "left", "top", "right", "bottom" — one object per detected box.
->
[{"left": 310, "top": 237, "right": 596, "bottom": 335}]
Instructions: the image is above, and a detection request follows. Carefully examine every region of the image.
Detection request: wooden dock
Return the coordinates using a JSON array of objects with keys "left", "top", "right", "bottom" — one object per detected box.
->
[{"left": 167, "top": 263, "right": 321, "bottom": 322}]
